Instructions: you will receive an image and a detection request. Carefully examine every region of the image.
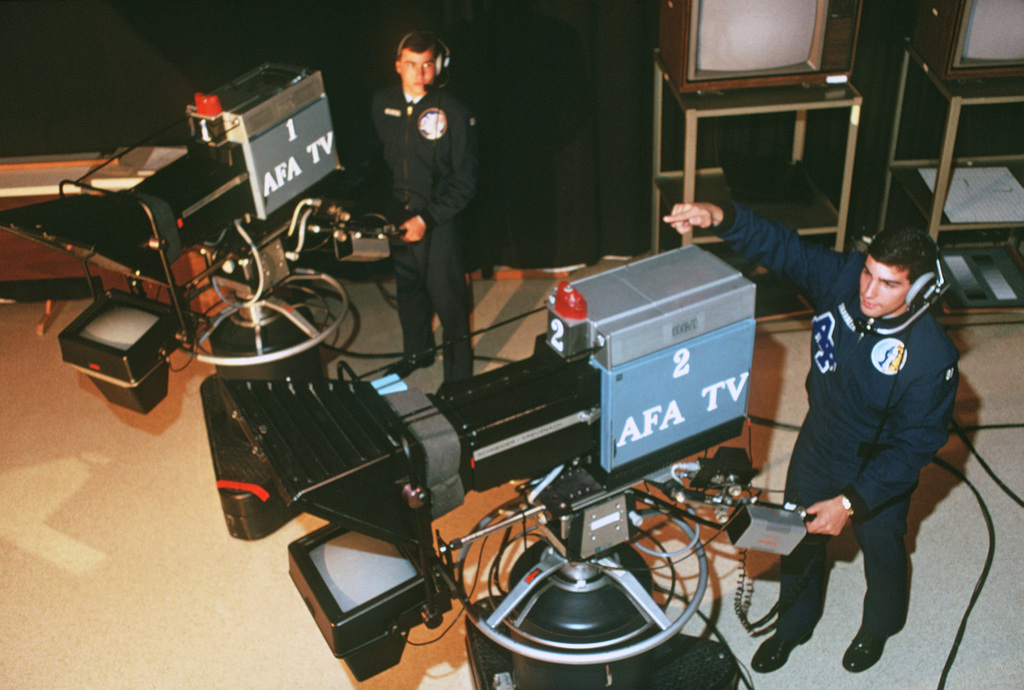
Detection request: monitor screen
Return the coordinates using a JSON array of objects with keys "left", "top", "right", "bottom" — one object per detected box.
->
[
  {"left": 959, "top": 0, "right": 1024, "bottom": 64},
  {"left": 694, "top": 0, "right": 824, "bottom": 75},
  {"left": 308, "top": 531, "right": 418, "bottom": 612},
  {"left": 78, "top": 304, "right": 162, "bottom": 351}
]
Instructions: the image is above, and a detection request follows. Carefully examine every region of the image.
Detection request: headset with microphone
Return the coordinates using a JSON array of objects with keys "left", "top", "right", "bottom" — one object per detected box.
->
[
  {"left": 395, "top": 31, "right": 450, "bottom": 86},
  {"left": 855, "top": 238, "right": 949, "bottom": 336}
]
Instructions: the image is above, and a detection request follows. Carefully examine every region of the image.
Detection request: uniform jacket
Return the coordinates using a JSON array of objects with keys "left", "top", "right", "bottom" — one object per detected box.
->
[
  {"left": 362, "top": 84, "right": 479, "bottom": 230},
  {"left": 715, "top": 202, "right": 959, "bottom": 516}
]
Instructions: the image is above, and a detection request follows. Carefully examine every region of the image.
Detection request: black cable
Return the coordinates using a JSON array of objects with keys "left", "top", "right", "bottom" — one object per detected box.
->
[
  {"left": 955, "top": 422, "right": 1024, "bottom": 432},
  {"left": 950, "top": 416, "right": 1024, "bottom": 508},
  {"left": 354, "top": 305, "right": 547, "bottom": 380},
  {"left": 476, "top": 353, "right": 515, "bottom": 365},
  {"left": 621, "top": 509, "right": 735, "bottom": 576},
  {"left": 453, "top": 305, "right": 548, "bottom": 347},
  {"left": 746, "top": 418, "right": 755, "bottom": 481},
  {"left": 321, "top": 343, "right": 515, "bottom": 368},
  {"left": 461, "top": 530, "right": 491, "bottom": 601},
  {"left": 67, "top": 115, "right": 189, "bottom": 189},
  {"left": 322, "top": 344, "right": 403, "bottom": 359},
  {"left": 733, "top": 548, "right": 778, "bottom": 635},
  {"left": 932, "top": 455, "right": 996, "bottom": 690},
  {"left": 633, "top": 526, "right": 680, "bottom": 610},
  {"left": 168, "top": 347, "right": 197, "bottom": 374},
  {"left": 733, "top": 537, "right": 830, "bottom": 640},
  {"left": 645, "top": 527, "right": 755, "bottom": 690},
  {"left": 405, "top": 603, "right": 467, "bottom": 647},
  {"left": 692, "top": 607, "right": 757, "bottom": 690},
  {"left": 487, "top": 524, "right": 516, "bottom": 605},
  {"left": 373, "top": 273, "right": 400, "bottom": 309},
  {"left": 604, "top": 517, "right": 753, "bottom": 687},
  {"left": 748, "top": 415, "right": 802, "bottom": 433}
]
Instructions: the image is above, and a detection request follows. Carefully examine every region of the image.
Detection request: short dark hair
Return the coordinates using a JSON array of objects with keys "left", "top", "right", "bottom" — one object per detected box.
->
[
  {"left": 867, "top": 227, "right": 937, "bottom": 282},
  {"left": 397, "top": 31, "right": 438, "bottom": 58}
]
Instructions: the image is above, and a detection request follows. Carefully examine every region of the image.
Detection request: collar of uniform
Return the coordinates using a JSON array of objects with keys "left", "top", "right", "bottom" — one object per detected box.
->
[
  {"left": 838, "top": 300, "right": 915, "bottom": 334},
  {"left": 838, "top": 301, "right": 859, "bottom": 332}
]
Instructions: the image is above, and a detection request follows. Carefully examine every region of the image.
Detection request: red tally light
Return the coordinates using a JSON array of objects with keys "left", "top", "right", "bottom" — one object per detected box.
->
[
  {"left": 194, "top": 92, "right": 222, "bottom": 117},
  {"left": 554, "top": 281, "right": 587, "bottom": 321}
]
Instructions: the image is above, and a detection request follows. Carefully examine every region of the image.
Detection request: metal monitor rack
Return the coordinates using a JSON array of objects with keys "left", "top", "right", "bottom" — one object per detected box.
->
[
  {"left": 651, "top": 49, "right": 862, "bottom": 254},
  {"left": 878, "top": 46, "right": 1024, "bottom": 243}
]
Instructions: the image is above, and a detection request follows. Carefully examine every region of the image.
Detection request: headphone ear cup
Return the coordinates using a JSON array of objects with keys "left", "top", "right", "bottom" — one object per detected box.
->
[
  {"left": 436, "top": 41, "right": 449, "bottom": 77},
  {"left": 906, "top": 271, "right": 936, "bottom": 309}
]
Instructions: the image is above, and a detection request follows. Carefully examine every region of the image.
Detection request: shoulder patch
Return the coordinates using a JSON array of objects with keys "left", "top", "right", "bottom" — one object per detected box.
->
[
  {"left": 418, "top": 108, "right": 447, "bottom": 140},
  {"left": 871, "top": 338, "right": 906, "bottom": 375}
]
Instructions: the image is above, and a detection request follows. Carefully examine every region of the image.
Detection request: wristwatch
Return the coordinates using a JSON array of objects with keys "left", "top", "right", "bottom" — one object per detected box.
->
[{"left": 840, "top": 494, "right": 854, "bottom": 517}]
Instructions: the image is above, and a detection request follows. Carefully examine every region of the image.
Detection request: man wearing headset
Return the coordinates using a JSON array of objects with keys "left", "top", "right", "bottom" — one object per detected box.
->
[
  {"left": 664, "top": 201, "right": 959, "bottom": 674},
  {"left": 346, "top": 30, "right": 478, "bottom": 382}
]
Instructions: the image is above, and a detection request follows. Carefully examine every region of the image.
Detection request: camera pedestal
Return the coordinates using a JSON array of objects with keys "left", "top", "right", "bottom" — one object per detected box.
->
[
  {"left": 463, "top": 524, "right": 736, "bottom": 690},
  {"left": 466, "top": 605, "right": 739, "bottom": 690}
]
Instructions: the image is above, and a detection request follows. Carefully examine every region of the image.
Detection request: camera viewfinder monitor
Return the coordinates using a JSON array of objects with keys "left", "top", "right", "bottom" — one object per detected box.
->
[{"left": 58, "top": 290, "right": 179, "bottom": 413}]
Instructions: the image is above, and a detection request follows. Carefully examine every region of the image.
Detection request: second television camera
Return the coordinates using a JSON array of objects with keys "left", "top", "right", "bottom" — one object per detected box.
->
[{"left": 209, "top": 245, "right": 807, "bottom": 688}]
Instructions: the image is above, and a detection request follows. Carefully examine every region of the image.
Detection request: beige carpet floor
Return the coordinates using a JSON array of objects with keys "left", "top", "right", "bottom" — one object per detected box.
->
[{"left": 2, "top": 267, "right": 1023, "bottom": 690}]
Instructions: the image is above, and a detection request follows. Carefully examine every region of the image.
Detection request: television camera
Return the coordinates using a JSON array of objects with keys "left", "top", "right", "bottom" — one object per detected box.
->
[
  {"left": 0, "top": 63, "right": 397, "bottom": 411},
  {"left": 204, "top": 244, "right": 810, "bottom": 688}
]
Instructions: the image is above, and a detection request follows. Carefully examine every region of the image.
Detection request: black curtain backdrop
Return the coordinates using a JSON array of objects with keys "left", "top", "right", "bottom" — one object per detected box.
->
[
  {"left": 846, "top": 0, "right": 923, "bottom": 242},
  {"left": 4, "top": 1, "right": 1012, "bottom": 271},
  {"left": 452, "top": 1, "right": 659, "bottom": 269}
]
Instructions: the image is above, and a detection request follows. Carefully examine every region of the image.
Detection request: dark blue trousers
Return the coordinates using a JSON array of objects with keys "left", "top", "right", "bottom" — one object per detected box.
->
[
  {"left": 777, "top": 442, "right": 913, "bottom": 641},
  {"left": 392, "top": 222, "right": 472, "bottom": 382}
]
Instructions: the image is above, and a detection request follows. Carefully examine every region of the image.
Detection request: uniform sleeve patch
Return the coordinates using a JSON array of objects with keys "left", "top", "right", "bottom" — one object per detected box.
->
[{"left": 812, "top": 312, "right": 837, "bottom": 373}]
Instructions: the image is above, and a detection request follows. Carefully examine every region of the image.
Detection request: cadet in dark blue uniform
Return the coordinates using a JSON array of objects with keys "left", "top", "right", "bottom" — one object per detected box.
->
[
  {"left": 347, "top": 31, "right": 478, "bottom": 382},
  {"left": 665, "top": 201, "right": 959, "bottom": 674}
]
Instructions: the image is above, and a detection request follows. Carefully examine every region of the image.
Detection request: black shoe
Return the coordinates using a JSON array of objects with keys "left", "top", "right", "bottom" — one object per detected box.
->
[
  {"left": 385, "top": 353, "right": 435, "bottom": 379},
  {"left": 842, "top": 630, "right": 887, "bottom": 672},
  {"left": 751, "top": 633, "right": 810, "bottom": 673}
]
